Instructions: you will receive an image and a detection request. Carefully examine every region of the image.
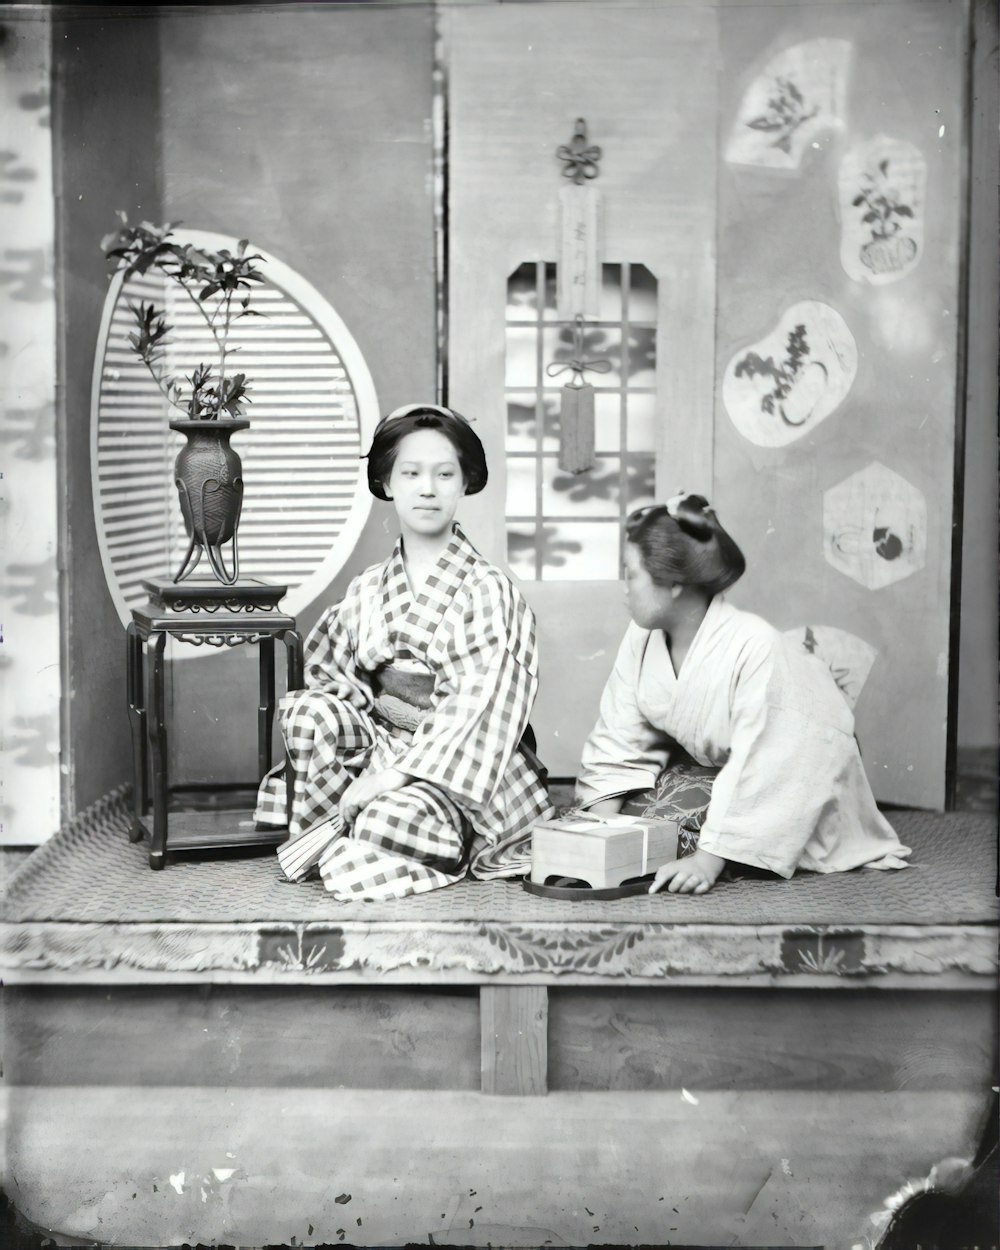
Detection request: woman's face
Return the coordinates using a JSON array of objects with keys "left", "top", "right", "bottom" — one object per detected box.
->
[
  {"left": 623, "top": 541, "right": 676, "bottom": 629},
  {"left": 385, "top": 427, "right": 466, "bottom": 541}
]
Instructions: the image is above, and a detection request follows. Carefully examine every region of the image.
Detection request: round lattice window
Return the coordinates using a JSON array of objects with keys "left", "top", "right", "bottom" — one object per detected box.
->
[{"left": 91, "top": 229, "right": 378, "bottom": 626}]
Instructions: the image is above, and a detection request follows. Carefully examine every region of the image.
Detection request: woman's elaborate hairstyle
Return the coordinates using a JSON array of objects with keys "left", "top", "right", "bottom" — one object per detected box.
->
[
  {"left": 624, "top": 493, "right": 746, "bottom": 595},
  {"left": 364, "top": 403, "right": 488, "bottom": 501}
]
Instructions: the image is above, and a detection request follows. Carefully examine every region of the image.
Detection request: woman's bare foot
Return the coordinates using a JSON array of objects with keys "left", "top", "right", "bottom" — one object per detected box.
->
[{"left": 649, "top": 848, "right": 726, "bottom": 895}]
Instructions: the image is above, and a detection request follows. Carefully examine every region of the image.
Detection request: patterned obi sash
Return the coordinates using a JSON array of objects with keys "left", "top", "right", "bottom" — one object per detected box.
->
[
  {"left": 369, "top": 665, "right": 548, "bottom": 782},
  {"left": 370, "top": 666, "right": 434, "bottom": 733}
]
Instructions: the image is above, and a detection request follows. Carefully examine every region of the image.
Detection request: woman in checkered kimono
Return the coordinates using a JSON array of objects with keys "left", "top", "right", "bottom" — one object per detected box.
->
[{"left": 255, "top": 404, "right": 552, "bottom": 900}]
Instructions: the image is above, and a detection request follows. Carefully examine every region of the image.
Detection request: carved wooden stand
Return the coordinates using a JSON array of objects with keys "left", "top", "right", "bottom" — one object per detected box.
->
[{"left": 126, "top": 577, "right": 304, "bottom": 869}]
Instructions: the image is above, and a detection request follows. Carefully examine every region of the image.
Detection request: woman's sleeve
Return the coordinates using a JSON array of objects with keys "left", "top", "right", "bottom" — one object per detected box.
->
[
  {"left": 696, "top": 642, "right": 856, "bottom": 877},
  {"left": 390, "top": 574, "right": 537, "bottom": 809},
  {"left": 298, "top": 579, "right": 373, "bottom": 710},
  {"left": 574, "top": 624, "right": 672, "bottom": 807}
]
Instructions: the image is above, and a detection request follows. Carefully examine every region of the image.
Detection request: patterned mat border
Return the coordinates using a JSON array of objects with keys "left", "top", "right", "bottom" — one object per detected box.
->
[{"left": 3, "top": 917, "right": 995, "bottom": 987}]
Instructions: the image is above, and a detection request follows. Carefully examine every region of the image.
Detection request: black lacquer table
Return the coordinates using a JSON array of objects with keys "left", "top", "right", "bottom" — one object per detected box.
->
[{"left": 126, "top": 576, "right": 304, "bottom": 868}]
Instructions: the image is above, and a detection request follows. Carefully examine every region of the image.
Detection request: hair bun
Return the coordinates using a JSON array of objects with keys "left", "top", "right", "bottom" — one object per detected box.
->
[
  {"left": 672, "top": 493, "right": 714, "bottom": 542},
  {"left": 626, "top": 494, "right": 746, "bottom": 594}
]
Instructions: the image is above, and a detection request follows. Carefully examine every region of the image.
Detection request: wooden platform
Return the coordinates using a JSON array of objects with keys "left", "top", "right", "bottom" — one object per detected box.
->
[
  {"left": 2, "top": 786, "right": 996, "bottom": 1245},
  {"left": 2, "top": 787, "right": 996, "bottom": 1100}
]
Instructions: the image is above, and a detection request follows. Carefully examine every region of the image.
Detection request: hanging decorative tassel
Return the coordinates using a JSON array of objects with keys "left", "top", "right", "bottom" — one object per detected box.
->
[
  {"left": 547, "top": 314, "right": 609, "bottom": 475},
  {"left": 557, "top": 379, "right": 596, "bottom": 475}
]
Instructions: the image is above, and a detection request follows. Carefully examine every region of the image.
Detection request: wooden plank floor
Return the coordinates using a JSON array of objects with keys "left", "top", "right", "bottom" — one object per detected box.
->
[{"left": 3, "top": 1086, "right": 991, "bottom": 1248}]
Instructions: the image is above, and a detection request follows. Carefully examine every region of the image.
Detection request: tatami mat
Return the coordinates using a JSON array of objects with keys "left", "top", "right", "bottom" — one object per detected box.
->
[{"left": 1, "top": 787, "right": 996, "bottom": 927}]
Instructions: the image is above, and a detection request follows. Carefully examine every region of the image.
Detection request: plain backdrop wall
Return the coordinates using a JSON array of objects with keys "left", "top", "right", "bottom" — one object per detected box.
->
[{"left": 53, "top": 8, "right": 164, "bottom": 813}]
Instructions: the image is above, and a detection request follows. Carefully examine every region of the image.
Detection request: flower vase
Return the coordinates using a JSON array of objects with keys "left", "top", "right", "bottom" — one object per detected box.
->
[
  {"left": 169, "top": 418, "right": 249, "bottom": 585},
  {"left": 861, "top": 233, "right": 917, "bottom": 276}
]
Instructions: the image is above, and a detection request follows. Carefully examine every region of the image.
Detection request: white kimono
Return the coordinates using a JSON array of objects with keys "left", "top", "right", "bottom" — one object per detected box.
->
[{"left": 576, "top": 596, "right": 911, "bottom": 878}]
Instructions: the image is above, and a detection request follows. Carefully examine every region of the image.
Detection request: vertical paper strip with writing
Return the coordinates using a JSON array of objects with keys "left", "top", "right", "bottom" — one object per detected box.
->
[{"left": 557, "top": 184, "right": 600, "bottom": 319}]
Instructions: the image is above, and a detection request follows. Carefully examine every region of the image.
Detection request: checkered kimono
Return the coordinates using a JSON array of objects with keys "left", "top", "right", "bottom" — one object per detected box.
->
[{"left": 255, "top": 526, "right": 552, "bottom": 899}]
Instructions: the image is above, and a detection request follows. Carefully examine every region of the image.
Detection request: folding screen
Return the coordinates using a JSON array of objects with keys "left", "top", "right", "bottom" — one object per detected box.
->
[
  {"left": 448, "top": 0, "right": 969, "bottom": 805},
  {"left": 713, "top": 2, "right": 967, "bottom": 808}
]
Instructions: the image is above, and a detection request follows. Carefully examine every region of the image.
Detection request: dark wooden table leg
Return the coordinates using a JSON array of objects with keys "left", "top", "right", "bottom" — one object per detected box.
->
[
  {"left": 258, "top": 635, "right": 276, "bottom": 779},
  {"left": 126, "top": 621, "right": 148, "bottom": 843},
  {"left": 145, "top": 630, "right": 168, "bottom": 869},
  {"left": 285, "top": 629, "right": 304, "bottom": 691},
  {"left": 281, "top": 630, "right": 304, "bottom": 829}
]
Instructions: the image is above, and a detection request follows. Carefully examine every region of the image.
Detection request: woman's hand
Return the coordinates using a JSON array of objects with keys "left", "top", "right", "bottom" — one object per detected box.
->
[
  {"left": 339, "top": 768, "right": 410, "bottom": 827},
  {"left": 649, "top": 848, "right": 726, "bottom": 895},
  {"left": 331, "top": 678, "right": 368, "bottom": 709}
]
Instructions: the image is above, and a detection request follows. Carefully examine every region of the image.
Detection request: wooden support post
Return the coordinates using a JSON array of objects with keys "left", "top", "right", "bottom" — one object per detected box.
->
[{"left": 480, "top": 985, "right": 548, "bottom": 1096}]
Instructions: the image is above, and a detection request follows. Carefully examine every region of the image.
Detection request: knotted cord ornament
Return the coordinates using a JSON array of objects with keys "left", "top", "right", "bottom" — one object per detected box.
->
[
  {"left": 550, "top": 119, "right": 606, "bottom": 472},
  {"left": 556, "top": 120, "right": 601, "bottom": 320},
  {"left": 555, "top": 117, "right": 602, "bottom": 185},
  {"left": 546, "top": 315, "right": 611, "bottom": 475}
]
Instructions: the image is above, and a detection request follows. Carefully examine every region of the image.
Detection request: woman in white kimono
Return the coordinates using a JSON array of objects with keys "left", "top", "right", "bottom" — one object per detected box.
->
[
  {"left": 255, "top": 404, "right": 551, "bottom": 900},
  {"left": 577, "top": 493, "right": 911, "bottom": 895}
]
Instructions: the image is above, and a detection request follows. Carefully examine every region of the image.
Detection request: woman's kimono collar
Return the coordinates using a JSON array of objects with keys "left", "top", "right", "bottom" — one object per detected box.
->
[
  {"left": 389, "top": 523, "right": 478, "bottom": 592},
  {"left": 384, "top": 524, "right": 479, "bottom": 650},
  {"left": 663, "top": 592, "right": 732, "bottom": 680}
]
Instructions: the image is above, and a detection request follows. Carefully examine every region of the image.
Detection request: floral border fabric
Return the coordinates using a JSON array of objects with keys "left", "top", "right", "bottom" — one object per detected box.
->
[{"left": 2, "top": 919, "right": 995, "bottom": 983}]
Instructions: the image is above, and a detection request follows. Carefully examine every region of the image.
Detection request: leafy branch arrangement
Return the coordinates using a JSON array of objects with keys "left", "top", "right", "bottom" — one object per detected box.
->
[
  {"left": 102, "top": 216, "right": 266, "bottom": 420},
  {"left": 733, "top": 323, "right": 812, "bottom": 420},
  {"left": 852, "top": 159, "right": 914, "bottom": 240},
  {"left": 746, "top": 76, "right": 819, "bottom": 153}
]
